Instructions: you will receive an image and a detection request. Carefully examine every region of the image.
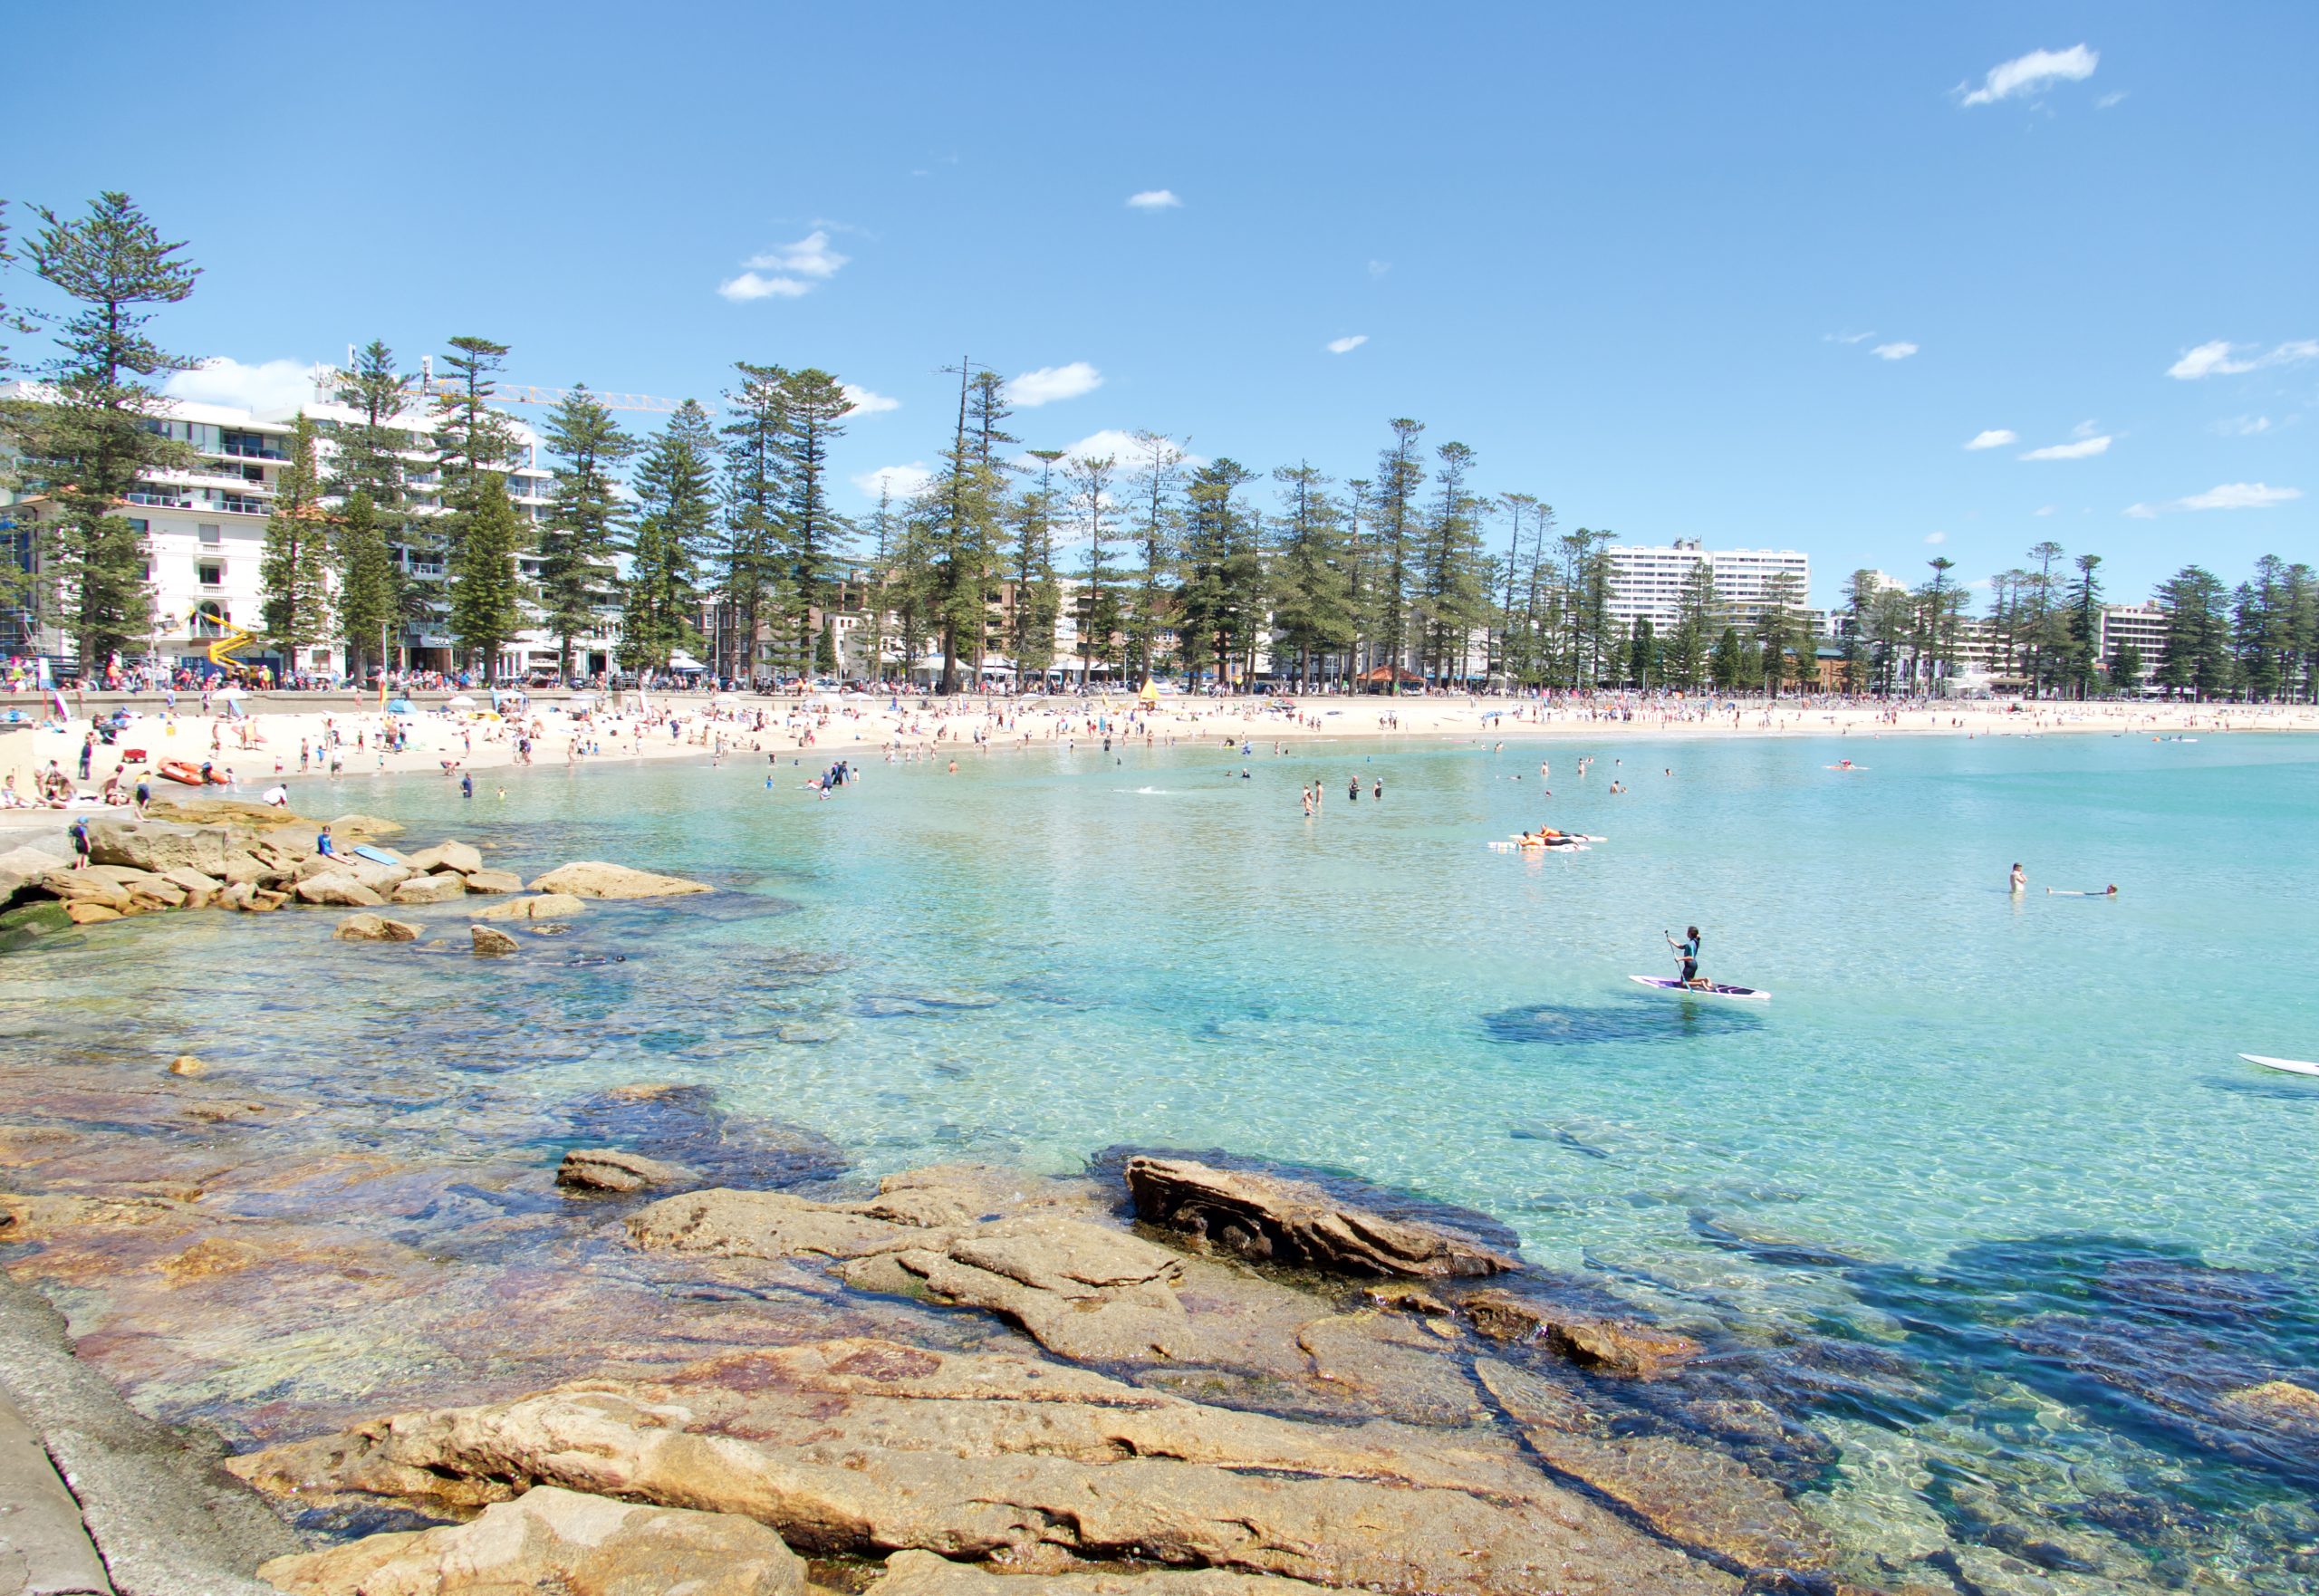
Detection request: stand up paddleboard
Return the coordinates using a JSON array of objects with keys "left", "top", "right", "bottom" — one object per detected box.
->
[
  {"left": 1631, "top": 976, "right": 1771, "bottom": 1002},
  {"left": 2240, "top": 1053, "right": 2319, "bottom": 1078}
]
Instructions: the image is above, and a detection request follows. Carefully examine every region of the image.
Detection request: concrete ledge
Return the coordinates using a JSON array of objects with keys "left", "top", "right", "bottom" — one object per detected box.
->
[{"left": 0, "top": 1276, "right": 298, "bottom": 1595}]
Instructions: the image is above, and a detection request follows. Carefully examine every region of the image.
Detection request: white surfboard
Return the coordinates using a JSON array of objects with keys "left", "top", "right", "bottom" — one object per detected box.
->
[
  {"left": 2240, "top": 1053, "right": 2319, "bottom": 1078},
  {"left": 1631, "top": 975, "right": 1771, "bottom": 1002}
]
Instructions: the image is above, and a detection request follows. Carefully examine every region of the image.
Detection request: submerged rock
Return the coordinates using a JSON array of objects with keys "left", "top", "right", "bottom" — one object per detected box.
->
[
  {"left": 470, "top": 926, "right": 521, "bottom": 957},
  {"left": 229, "top": 1337, "right": 1739, "bottom": 1596},
  {"left": 471, "top": 893, "right": 585, "bottom": 922},
  {"left": 334, "top": 914, "right": 420, "bottom": 944},
  {"left": 563, "top": 1086, "right": 847, "bottom": 1188},
  {"left": 528, "top": 860, "right": 711, "bottom": 899},
  {"left": 557, "top": 1148, "right": 698, "bottom": 1194},
  {"left": 1462, "top": 1289, "right": 1699, "bottom": 1379},
  {"left": 258, "top": 1484, "right": 806, "bottom": 1596},
  {"left": 1123, "top": 1156, "right": 1518, "bottom": 1279}
]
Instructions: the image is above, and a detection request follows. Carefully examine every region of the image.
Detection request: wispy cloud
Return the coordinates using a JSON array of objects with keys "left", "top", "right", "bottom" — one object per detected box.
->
[
  {"left": 842, "top": 384, "right": 900, "bottom": 417},
  {"left": 2021, "top": 434, "right": 2112, "bottom": 461},
  {"left": 1872, "top": 341, "right": 1919, "bottom": 361},
  {"left": 2126, "top": 482, "right": 2302, "bottom": 517},
  {"left": 1964, "top": 428, "right": 2017, "bottom": 450},
  {"left": 165, "top": 356, "right": 322, "bottom": 413},
  {"left": 1823, "top": 330, "right": 1875, "bottom": 345},
  {"left": 2212, "top": 415, "right": 2272, "bottom": 437},
  {"left": 1367, "top": 259, "right": 1391, "bottom": 278},
  {"left": 2095, "top": 91, "right": 2129, "bottom": 109},
  {"left": 1957, "top": 44, "right": 2098, "bottom": 108},
  {"left": 2167, "top": 338, "right": 2319, "bottom": 380},
  {"left": 852, "top": 463, "right": 932, "bottom": 500},
  {"left": 1925, "top": 531, "right": 1949, "bottom": 545},
  {"left": 1006, "top": 362, "right": 1103, "bottom": 408},
  {"left": 2035, "top": 505, "right": 2058, "bottom": 516},
  {"left": 1325, "top": 335, "right": 1369, "bottom": 355},
  {"left": 1126, "top": 189, "right": 1181, "bottom": 210},
  {"left": 719, "top": 229, "right": 851, "bottom": 302}
]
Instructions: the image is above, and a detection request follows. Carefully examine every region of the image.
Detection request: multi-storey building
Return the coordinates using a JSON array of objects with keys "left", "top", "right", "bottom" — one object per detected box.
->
[
  {"left": 2097, "top": 603, "right": 2169, "bottom": 686},
  {"left": 0, "top": 376, "right": 615, "bottom": 680},
  {"left": 1604, "top": 539, "right": 1811, "bottom": 631}
]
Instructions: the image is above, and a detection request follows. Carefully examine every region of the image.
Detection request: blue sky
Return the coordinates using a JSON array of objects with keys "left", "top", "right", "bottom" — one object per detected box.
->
[{"left": 9, "top": 3, "right": 2313, "bottom": 605}]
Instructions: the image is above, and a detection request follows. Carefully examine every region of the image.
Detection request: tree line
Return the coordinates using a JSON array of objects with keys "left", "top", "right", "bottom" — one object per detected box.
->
[{"left": 3, "top": 194, "right": 2313, "bottom": 701}]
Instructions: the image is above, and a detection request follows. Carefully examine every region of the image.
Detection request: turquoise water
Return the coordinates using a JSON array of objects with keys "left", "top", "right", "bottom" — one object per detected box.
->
[{"left": 16, "top": 728, "right": 2319, "bottom": 1580}]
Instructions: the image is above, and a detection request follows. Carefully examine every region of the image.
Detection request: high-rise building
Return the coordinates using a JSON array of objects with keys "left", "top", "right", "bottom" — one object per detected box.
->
[
  {"left": 0, "top": 376, "right": 605, "bottom": 679},
  {"left": 1603, "top": 538, "right": 1811, "bottom": 630},
  {"left": 2098, "top": 603, "right": 2169, "bottom": 685}
]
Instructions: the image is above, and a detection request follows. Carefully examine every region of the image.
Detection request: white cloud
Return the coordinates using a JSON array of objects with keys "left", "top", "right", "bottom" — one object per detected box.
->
[
  {"left": 852, "top": 463, "right": 933, "bottom": 500},
  {"left": 1964, "top": 428, "right": 2016, "bottom": 450},
  {"left": 717, "top": 271, "right": 814, "bottom": 302},
  {"left": 1367, "top": 259, "right": 1391, "bottom": 278},
  {"left": 2126, "top": 482, "right": 2302, "bottom": 517},
  {"left": 2070, "top": 418, "right": 2101, "bottom": 438},
  {"left": 1958, "top": 44, "right": 2099, "bottom": 108},
  {"left": 1924, "top": 531, "right": 1948, "bottom": 544},
  {"left": 1325, "top": 335, "right": 1369, "bottom": 355},
  {"left": 1872, "top": 341, "right": 1919, "bottom": 361},
  {"left": 720, "top": 229, "right": 851, "bottom": 302},
  {"left": 746, "top": 229, "right": 849, "bottom": 279},
  {"left": 1126, "top": 189, "right": 1181, "bottom": 210},
  {"left": 165, "top": 357, "right": 322, "bottom": 413},
  {"left": 2021, "top": 435, "right": 2112, "bottom": 460},
  {"left": 1006, "top": 362, "right": 1103, "bottom": 408},
  {"left": 2168, "top": 338, "right": 2319, "bottom": 380},
  {"left": 2212, "top": 415, "right": 2273, "bottom": 437},
  {"left": 841, "top": 384, "right": 900, "bottom": 416},
  {"left": 2096, "top": 91, "right": 2129, "bottom": 109},
  {"left": 2035, "top": 505, "right": 2058, "bottom": 516},
  {"left": 1823, "top": 330, "right": 1875, "bottom": 345},
  {"left": 1056, "top": 429, "right": 1207, "bottom": 470}
]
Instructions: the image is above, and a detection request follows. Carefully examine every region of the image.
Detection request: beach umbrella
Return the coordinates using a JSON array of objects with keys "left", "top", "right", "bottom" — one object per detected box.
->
[
  {"left": 447, "top": 694, "right": 477, "bottom": 709},
  {"left": 214, "top": 686, "right": 246, "bottom": 700}
]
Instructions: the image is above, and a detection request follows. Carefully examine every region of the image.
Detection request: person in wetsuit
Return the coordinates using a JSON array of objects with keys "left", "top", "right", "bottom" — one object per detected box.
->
[{"left": 1667, "top": 926, "right": 1703, "bottom": 989}]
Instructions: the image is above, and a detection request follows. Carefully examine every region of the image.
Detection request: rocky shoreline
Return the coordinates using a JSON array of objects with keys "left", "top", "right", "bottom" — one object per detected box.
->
[{"left": 3, "top": 800, "right": 2306, "bottom": 1595}]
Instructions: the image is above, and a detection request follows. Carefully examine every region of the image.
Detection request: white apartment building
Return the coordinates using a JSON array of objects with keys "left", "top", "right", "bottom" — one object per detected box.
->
[
  {"left": 0, "top": 374, "right": 617, "bottom": 680},
  {"left": 2098, "top": 603, "right": 2169, "bottom": 685},
  {"left": 1604, "top": 539, "right": 1811, "bottom": 631}
]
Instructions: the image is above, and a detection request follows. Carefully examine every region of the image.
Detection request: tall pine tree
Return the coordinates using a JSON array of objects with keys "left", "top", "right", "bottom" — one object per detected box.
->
[
  {"left": 538, "top": 386, "right": 634, "bottom": 678},
  {"left": 447, "top": 472, "right": 524, "bottom": 676},
  {"left": 327, "top": 341, "right": 413, "bottom": 673},
  {"left": 258, "top": 413, "right": 332, "bottom": 667},
  {"left": 718, "top": 363, "right": 788, "bottom": 681},
  {"left": 780, "top": 369, "right": 852, "bottom": 671},
  {"left": 620, "top": 401, "right": 718, "bottom": 673},
  {"left": 18, "top": 193, "right": 198, "bottom": 669}
]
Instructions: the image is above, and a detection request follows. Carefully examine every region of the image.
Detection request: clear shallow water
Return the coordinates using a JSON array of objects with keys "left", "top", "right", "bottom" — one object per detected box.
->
[{"left": 14, "top": 728, "right": 2319, "bottom": 1582}]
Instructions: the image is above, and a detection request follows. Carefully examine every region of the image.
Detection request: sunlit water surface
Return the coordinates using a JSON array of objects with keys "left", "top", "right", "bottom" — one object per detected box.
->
[{"left": 14, "top": 727, "right": 2319, "bottom": 1583}]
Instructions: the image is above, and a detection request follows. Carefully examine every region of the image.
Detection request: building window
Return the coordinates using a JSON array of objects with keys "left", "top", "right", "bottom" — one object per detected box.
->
[
  {"left": 197, "top": 523, "right": 221, "bottom": 546},
  {"left": 198, "top": 561, "right": 223, "bottom": 587}
]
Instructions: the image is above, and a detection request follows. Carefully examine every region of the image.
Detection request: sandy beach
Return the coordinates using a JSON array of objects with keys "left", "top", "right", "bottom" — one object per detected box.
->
[{"left": 5, "top": 689, "right": 2313, "bottom": 827}]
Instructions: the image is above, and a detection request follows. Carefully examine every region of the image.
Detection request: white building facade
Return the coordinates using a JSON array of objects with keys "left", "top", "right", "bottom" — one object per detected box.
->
[
  {"left": 1604, "top": 539, "right": 1811, "bottom": 632},
  {"left": 1, "top": 375, "right": 617, "bottom": 681}
]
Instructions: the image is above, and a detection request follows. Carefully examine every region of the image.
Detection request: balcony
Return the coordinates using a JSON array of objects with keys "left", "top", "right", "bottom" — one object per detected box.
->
[
  {"left": 219, "top": 440, "right": 289, "bottom": 461},
  {"left": 219, "top": 495, "right": 269, "bottom": 515},
  {"left": 125, "top": 491, "right": 195, "bottom": 509}
]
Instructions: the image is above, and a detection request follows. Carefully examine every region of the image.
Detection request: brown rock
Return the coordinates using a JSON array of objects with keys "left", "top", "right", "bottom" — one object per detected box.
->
[
  {"left": 334, "top": 913, "right": 420, "bottom": 944},
  {"left": 64, "top": 902, "right": 122, "bottom": 925},
  {"left": 1462, "top": 1290, "right": 1698, "bottom": 1378},
  {"left": 159, "top": 865, "right": 225, "bottom": 896},
  {"left": 346, "top": 860, "right": 416, "bottom": 894},
  {"left": 406, "top": 840, "right": 485, "bottom": 875},
  {"left": 1476, "top": 1359, "right": 1831, "bottom": 1577},
  {"left": 850, "top": 1216, "right": 1194, "bottom": 1363},
  {"left": 258, "top": 1484, "right": 807, "bottom": 1596},
  {"left": 2218, "top": 1379, "right": 2319, "bottom": 1437},
  {"left": 627, "top": 1188, "right": 900, "bottom": 1260},
  {"left": 865, "top": 1550, "right": 1330, "bottom": 1596},
  {"left": 327, "top": 812, "right": 405, "bottom": 840},
  {"left": 472, "top": 892, "right": 586, "bottom": 921},
  {"left": 528, "top": 860, "right": 712, "bottom": 899},
  {"left": 390, "top": 871, "right": 468, "bottom": 905},
  {"left": 470, "top": 926, "right": 521, "bottom": 957},
  {"left": 1293, "top": 1312, "right": 1482, "bottom": 1425},
  {"left": 217, "top": 881, "right": 256, "bottom": 910},
  {"left": 249, "top": 888, "right": 287, "bottom": 911},
  {"left": 231, "top": 1337, "right": 1738, "bottom": 1596},
  {"left": 295, "top": 873, "right": 388, "bottom": 908},
  {"left": 463, "top": 868, "right": 522, "bottom": 894},
  {"left": 1124, "top": 1157, "right": 1518, "bottom": 1279},
  {"left": 557, "top": 1149, "right": 698, "bottom": 1194},
  {"left": 168, "top": 1055, "right": 206, "bottom": 1076},
  {"left": 85, "top": 818, "right": 235, "bottom": 877},
  {"left": 41, "top": 870, "right": 130, "bottom": 909}
]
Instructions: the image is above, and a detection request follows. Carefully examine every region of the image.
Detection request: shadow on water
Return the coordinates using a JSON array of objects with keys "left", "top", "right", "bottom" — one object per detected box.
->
[{"left": 1481, "top": 997, "right": 1765, "bottom": 1046}]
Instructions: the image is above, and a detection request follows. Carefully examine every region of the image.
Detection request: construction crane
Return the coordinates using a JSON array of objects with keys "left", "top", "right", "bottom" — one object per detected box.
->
[{"left": 387, "top": 355, "right": 702, "bottom": 416}]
